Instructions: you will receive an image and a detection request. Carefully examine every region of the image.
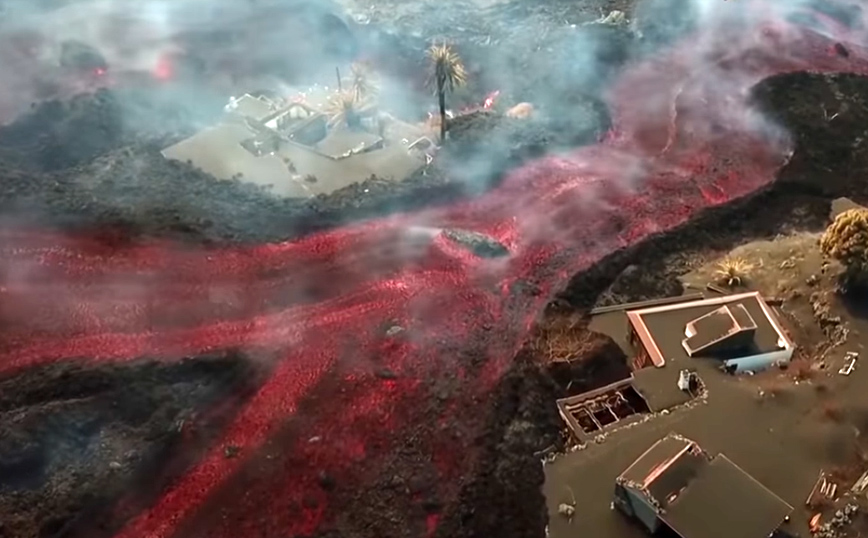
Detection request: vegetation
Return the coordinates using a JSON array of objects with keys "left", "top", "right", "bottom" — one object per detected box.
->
[
  {"left": 325, "top": 90, "right": 373, "bottom": 129},
  {"left": 427, "top": 42, "right": 467, "bottom": 141},
  {"left": 714, "top": 256, "right": 754, "bottom": 287},
  {"left": 820, "top": 208, "right": 868, "bottom": 287},
  {"left": 349, "top": 61, "right": 380, "bottom": 102}
]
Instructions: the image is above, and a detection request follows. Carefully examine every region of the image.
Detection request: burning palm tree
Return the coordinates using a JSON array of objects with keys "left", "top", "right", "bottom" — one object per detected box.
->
[
  {"left": 325, "top": 90, "right": 373, "bottom": 129},
  {"left": 427, "top": 42, "right": 466, "bottom": 141},
  {"left": 349, "top": 61, "right": 380, "bottom": 102}
]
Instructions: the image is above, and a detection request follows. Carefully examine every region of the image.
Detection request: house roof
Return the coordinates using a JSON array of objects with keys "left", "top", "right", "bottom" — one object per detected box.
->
[
  {"left": 162, "top": 94, "right": 429, "bottom": 198},
  {"left": 619, "top": 433, "right": 708, "bottom": 508},
  {"left": 683, "top": 303, "right": 757, "bottom": 357},
  {"left": 661, "top": 454, "right": 793, "bottom": 538},
  {"left": 161, "top": 123, "right": 312, "bottom": 198},
  {"left": 626, "top": 292, "right": 794, "bottom": 368},
  {"left": 620, "top": 434, "right": 693, "bottom": 485},
  {"left": 619, "top": 433, "right": 793, "bottom": 538}
]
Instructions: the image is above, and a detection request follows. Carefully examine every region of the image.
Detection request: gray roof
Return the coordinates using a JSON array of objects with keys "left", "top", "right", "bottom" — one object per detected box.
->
[
  {"left": 619, "top": 434, "right": 697, "bottom": 489},
  {"left": 662, "top": 454, "right": 793, "bottom": 538},
  {"left": 162, "top": 93, "right": 430, "bottom": 199},
  {"left": 629, "top": 294, "right": 788, "bottom": 366}
]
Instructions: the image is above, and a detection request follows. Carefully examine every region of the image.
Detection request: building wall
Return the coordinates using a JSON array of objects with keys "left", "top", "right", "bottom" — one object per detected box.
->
[
  {"left": 723, "top": 348, "right": 793, "bottom": 373},
  {"left": 622, "top": 487, "right": 660, "bottom": 533}
]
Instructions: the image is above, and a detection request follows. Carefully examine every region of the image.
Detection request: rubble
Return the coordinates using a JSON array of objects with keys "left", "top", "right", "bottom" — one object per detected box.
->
[{"left": 813, "top": 503, "right": 859, "bottom": 537}]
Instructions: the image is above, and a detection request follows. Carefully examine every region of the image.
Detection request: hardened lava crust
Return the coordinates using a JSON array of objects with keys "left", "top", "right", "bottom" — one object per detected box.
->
[{"left": 1, "top": 1, "right": 868, "bottom": 538}]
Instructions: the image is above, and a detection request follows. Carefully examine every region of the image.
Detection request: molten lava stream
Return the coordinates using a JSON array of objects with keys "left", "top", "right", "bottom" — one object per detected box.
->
[
  {"left": 0, "top": 225, "right": 473, "bottom": 355},
  {"left": 114, "top": 281, "right": 505, "bottom": 538},
  {"left": 0, "top": 267, "right": 478, "bottom": 374}
]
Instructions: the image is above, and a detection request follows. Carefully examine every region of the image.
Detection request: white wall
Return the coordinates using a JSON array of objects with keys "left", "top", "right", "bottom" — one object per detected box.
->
[{"left": 724, "top": 348, "right": 793, "bottom": 373}]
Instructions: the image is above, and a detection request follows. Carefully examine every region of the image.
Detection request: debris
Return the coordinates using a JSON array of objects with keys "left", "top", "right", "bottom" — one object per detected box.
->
[
  {"left": 806, "top": 471, "right": 827, "bottom": 506},
  {"left": 819, "top": 478, "right": 837, "bottom": 499},
  {"left": 813, "top": 503, "right": 859, "bottom": 537},
  {"left": 705, "top": 282, "right": 728, "bottom": 295},
  {"left": 677, "top": 369, "right": 697, "bottom": 391},
  {"left": 375, "top": 368, "right": 398, "bottom": 380},
  {"left": 108, "top": 461, "right": 122, "bottom": 469},
  {"left": 851, "top": 469, "right": 868, "bottom": 493},
  {"left": 587, "top": 10, "right": 627, "bottom": 26},
  {"left": 558, "top": 486, "right": 577, "bottom": 523},
  {"left": 224, "top": 445, "right": 241, "bottom": 459},
  {"left": 506, "top": 102, "right": 534, "bottom": 119},
  {"left": 385, "top": 325, "right": 404, "bottom": 337},
  {"left": 810, "top": 513, "right": 822, "bottom": 532},
  {"left": 838, "top": 352, "right": 857, "bottom": 375}
]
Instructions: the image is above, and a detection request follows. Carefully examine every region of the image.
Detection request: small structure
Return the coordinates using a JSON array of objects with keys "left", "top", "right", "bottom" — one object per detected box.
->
[
  {"left": 613, "top": 433, "right": 793, "bottom": 538},
  {"left": 625, "top": 292, "right": 795, "bottom": 373},
  {"left": 162, "top": 91, "right": 434, "bottom": 198},
  {"left": 556, "top": 377, "right": 652, "bottom": 442}
]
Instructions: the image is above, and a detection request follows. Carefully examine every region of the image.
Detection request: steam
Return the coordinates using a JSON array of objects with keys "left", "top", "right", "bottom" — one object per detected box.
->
[{"left": 0, "top": 0, "right": 865, "bottom": 357}]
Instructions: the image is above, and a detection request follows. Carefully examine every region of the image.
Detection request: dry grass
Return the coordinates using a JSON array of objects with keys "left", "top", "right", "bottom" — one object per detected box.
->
[
  {"left": 714, "top": 256, "right": 755, "bottom": 287},
  {"left": 531, "top": 315, "right": 586, "bottom": 363}
]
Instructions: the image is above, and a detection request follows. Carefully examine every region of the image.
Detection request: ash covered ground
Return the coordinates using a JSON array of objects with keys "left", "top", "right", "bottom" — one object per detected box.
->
[{"left": 1, "top": 0, "right": 868, "bottom": 538}]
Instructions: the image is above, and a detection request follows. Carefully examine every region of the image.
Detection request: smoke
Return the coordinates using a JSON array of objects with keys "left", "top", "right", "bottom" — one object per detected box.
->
[
  {"left": 489, "top": 0, "right": 863, "bottom": 246},
  {"left": 0, "top": 0, "right": 865, "bottom": 349},
  {"left": 0, "top": 0, "right": 363, "bottom": 123}
]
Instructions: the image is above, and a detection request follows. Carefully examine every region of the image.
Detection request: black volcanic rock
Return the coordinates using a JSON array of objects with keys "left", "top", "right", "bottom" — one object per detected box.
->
[{"left": 442, "top": 228, "right": 509, "bottom": 258}]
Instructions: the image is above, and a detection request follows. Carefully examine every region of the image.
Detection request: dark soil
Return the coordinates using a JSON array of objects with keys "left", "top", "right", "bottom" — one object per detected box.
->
[{"left": 0, "top": 351, "right": 261, "bottom": 538}]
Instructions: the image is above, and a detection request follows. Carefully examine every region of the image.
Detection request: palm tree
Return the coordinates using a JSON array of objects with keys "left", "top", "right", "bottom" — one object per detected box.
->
[
  {"left": 427, "top": 42, "right": 467, "bottom": 141},
  {"left": 325, "top": 90, "right": 373, "bottom": 129},
  {"left": 349, "top": 61, "right": 380, "bottom": 102}
]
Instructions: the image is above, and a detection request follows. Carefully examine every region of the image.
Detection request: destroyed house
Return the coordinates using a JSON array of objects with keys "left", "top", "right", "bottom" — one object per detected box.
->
[
  {"left": 161, "top": 93, "right": 434, "bottom": 199},
  {"left": 625, "top": 292, "right": 794, "bottom": 373},
  {"left": 613, "top": 433, "right": 793, "bottom": 538}
]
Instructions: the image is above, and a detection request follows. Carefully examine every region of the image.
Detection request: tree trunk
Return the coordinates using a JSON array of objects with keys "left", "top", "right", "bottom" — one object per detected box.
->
[{"left": 438, "top": 80, "right": 447, "bottom": 142}]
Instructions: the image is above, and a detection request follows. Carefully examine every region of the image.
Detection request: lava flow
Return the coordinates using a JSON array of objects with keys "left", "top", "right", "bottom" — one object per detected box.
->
[{"left": 1, "top": 4, "right": 868, "bottom": 538}]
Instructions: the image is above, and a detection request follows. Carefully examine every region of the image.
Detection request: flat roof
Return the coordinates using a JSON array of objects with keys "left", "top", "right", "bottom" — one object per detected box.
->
[
  {"left": 543, "top": 357, "right": 837, "bottom": 538},
  {"left": 163, "top": 90, "right": 430, "bottom": 199},
  {"left": 631, "top": 364, "right": 696, "bottom": 412},
  {"left": 161, "top": 124, "right": 312, "bottom": 198},
  {"left": 162, "top": 123, "right": 427, "bottom": 198},
  {"left": 626, "top": 292, "right": 794, "bottom": 368},
  {"left": 620, "top": 433, "right": 697, "bottom": 489},
  {"left": 662, "top": 454, "right": 793, "bottom": 538}
]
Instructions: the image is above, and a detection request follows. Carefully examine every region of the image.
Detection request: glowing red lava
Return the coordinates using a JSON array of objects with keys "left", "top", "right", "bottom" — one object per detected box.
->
[{"left": 0, "top": 5, "right": 867, "bottom": 538}]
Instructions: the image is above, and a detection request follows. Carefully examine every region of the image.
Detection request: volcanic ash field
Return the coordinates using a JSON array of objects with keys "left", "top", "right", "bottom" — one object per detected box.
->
[{"left": 1, "top": 0, "right": 868, "bottom": 537}]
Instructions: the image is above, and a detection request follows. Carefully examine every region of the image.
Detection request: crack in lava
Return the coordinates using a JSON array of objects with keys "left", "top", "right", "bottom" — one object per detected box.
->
[{"left": 1, "top": 6, "right": 868, "bottom": 538}]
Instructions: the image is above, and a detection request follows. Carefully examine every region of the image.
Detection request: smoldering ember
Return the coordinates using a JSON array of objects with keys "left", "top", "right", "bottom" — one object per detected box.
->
[{"left": 4, "top": 0, "right": 868, "bottom": 537}]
